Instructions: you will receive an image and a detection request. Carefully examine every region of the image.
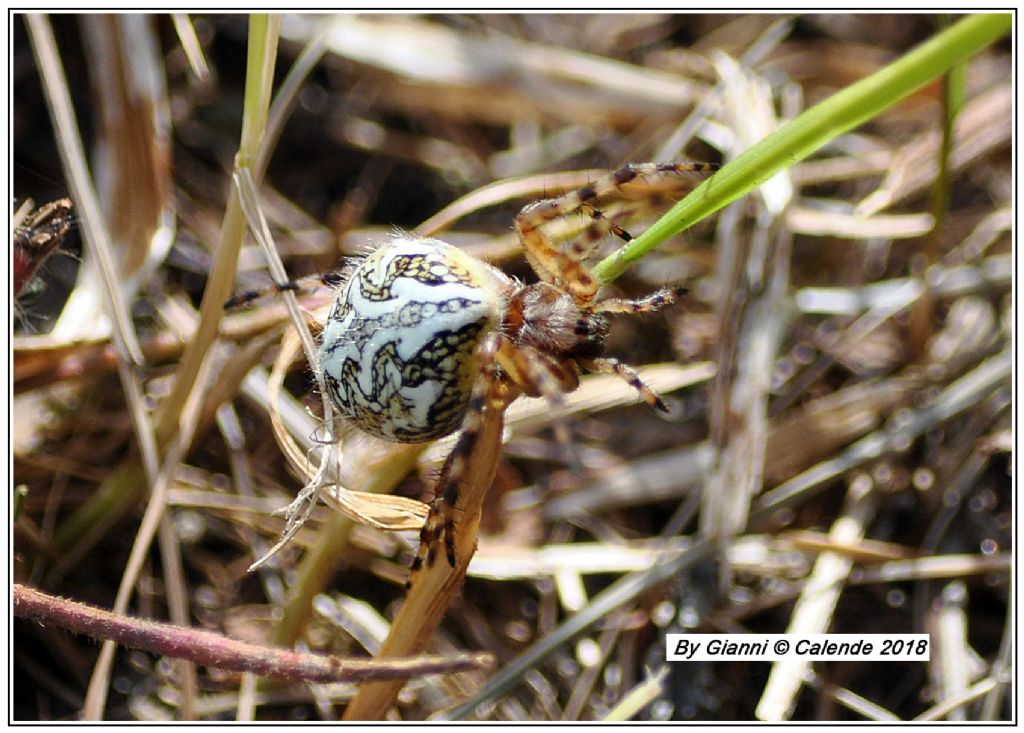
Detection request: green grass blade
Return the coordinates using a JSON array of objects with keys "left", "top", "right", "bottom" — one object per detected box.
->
[{"left": 595, "top": 12, "right": 1011, "bottom": 282}]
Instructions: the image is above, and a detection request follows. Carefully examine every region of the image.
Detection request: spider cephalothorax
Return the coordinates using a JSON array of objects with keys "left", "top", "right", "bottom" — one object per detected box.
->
[
  {"left": 312, "top": 161, "right": 716, "bottom": 573},
  {"left": 504, "top": 281, "right": 610, "bottom": 364}
]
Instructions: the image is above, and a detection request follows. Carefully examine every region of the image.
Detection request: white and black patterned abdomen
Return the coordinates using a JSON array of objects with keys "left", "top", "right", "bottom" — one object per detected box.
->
[{"left": 318, "top": 238, "right": 508, "bottom": 442}]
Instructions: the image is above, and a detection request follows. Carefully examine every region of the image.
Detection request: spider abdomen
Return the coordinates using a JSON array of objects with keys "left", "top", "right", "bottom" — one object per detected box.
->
[{"left": 318, "top": 238, "right": 509, "bottom": 443}]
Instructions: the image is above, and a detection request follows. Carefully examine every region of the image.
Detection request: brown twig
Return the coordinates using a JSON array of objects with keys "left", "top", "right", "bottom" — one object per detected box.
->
[{"left": 14, "top": 584, "right": 492, "bottom": 684}]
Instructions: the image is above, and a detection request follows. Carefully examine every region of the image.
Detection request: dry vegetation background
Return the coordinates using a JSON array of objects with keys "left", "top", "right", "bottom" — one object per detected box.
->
[{"left": 12, "top": 13, "right": 1012, "bottom": 722}]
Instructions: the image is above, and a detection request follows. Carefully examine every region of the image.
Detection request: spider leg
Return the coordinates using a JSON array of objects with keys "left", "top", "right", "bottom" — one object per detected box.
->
[
  {"left": 494, "top": 340, "right": 583, "bottom": 468},
  {"left": 579, "top": 202, "right": 635, "bottom": 241},
  {"left": 515, "top": 162, "right": 717, "bottom": 302},
  {"left": 525, "top": 163, "right": 719, "bottom": 234},
  {"left": 516, "top": 200, "right": 601, "bottom": 302},
  {"left": 558, "top": 202, "right": 639, "bottom": 265},
  {"left": 409, "top": 332, "right": 505, "bottom": 578},
  {"left": 580, "top": 285, "right": 688, "bottom": 412},
  {"left": 493, "top": 339, "right": 578, "bottom": 396},
  {"left": 410, "top": 335, "right": 584, "bottom": 581},
  {"left": 569, "top": 196, "right": 689, "bottom": 262},
  {"left": 593, "top": 285, "right": 689, "bottom": 315},
  {"left": 577, "top": 356, "right": 669, "bottom": 412},
  {"left": 224, "top": 269, "right": 348, "bottom": 310}
]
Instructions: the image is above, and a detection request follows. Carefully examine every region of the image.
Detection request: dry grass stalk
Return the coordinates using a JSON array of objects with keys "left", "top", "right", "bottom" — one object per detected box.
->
[
  {"left": 343, "top": 379, "right": 517, "bottom": 720},
  {"left": 756, "top": 474, "right": 877, "bottom": 721}
]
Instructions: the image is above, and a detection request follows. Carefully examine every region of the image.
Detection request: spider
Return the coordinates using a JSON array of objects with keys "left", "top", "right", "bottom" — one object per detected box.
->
[{"left": 310, "top": 161, "right": 717, "bottom": 574}]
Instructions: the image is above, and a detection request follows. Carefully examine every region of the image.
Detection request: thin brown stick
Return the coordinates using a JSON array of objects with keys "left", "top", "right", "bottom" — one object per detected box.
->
[{"left": 14, "top": 584, "right": 492, "bottom": 684}]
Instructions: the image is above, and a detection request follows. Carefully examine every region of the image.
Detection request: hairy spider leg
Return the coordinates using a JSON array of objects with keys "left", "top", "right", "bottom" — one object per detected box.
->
[
  {"left": 525, "top": 162, "right": 719, "bottom": 236},
  {"left": 493, "top": 338, "right": 585, "bottom": 472},
  {"left": 577, "top": 357, "right": 669, "bottom": 412},
  {"left": 580, "top": 284, "right": 692, "bottom": 411},
  {"left": 516, "top": 199, "right": 601, "bottom": 303},
  {"left": 224, "top": 269, "right": 349, "bottom": 310},
  {"left": 567, "top": 198, "right": 668, "bottom": 261},
  {"left": 571, "top": 180, "right": 715, "bottom": 262},
  {"left": 408, "top": 332, "right": 506, "bottom": 581},
  {"left": 410, "top": 331, "right": 590, "bottom": 578},
  {"left": 515, "top": 162, "right": 717, "bottom": 303},
  {"left": 594, "top": 285, "right": 689, "bottom": 316}
]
